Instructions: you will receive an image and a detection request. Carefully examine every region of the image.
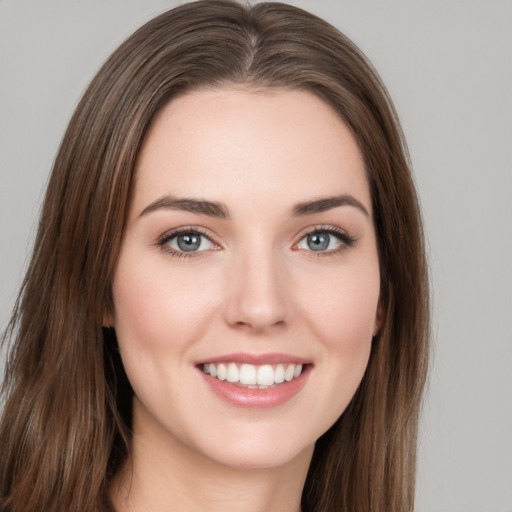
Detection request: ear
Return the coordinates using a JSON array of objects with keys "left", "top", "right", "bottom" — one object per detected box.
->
[
  {"left": 103, "top": 309, "right": 115, "bottom": 328},
  {"left": 372, "top": 302, "right": 384, "bottom": 337}
]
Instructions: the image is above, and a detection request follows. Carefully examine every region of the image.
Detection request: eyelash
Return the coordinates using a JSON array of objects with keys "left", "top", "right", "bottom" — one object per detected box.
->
[
  {"left": 156, "top": 225, "right": 357, "bottom": 259},
  {"left": 293, "top": 226, "right": 357, "bottom": 258},
  {"left": 156, "top": 226, "right": 218, "bottom": 259}
]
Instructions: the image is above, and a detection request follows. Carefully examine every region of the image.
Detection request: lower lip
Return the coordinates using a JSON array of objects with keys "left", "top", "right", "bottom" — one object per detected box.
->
[{"left": 199, "top": 366, "right": 311, "bottom": 409}]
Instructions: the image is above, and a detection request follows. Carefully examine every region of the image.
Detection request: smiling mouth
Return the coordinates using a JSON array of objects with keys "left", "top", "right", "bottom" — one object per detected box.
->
[{"left": 200, "top": 362, "right": 305, "bottom": 389}]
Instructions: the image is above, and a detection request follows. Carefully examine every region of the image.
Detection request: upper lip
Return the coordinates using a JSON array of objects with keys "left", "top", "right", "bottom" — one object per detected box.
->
[{"left": 196, "top": 352, "right": 312, "bottom": 366}]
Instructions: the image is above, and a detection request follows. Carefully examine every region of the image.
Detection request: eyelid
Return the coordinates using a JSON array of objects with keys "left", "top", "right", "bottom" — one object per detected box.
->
[
  {"left": 293, "top": 225, "right": 357, "bottom": 253},
  {"left": 155, "top": 224, "right": 356, "bottom": 259},
  {"left": 156, "top": 226, "right": 221, "bottom": 257}
]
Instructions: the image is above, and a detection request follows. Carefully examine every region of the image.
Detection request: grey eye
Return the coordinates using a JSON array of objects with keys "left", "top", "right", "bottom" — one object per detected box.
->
[
  {"left": 177, "top": 234, "right": 201, "bottom": 252},
  {"left": 307, "top": 233, "right": 329, "bottom": 251},
  {"left": 167, "top": 232, "right": 215, "bottom": 253},
  {"left": 297, "top": 231, "right": 342, "bottom": 252}
]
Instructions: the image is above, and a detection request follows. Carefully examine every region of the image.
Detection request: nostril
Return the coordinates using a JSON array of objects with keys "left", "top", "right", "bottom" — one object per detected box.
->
[{"left": 232, "top": 318, "right": 287, "bottom": 332}]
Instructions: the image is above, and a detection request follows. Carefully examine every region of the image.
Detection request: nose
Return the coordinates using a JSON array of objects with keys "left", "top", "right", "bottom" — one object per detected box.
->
[{"left": 223, "top": 247, "right": 289, "bottom": 332}]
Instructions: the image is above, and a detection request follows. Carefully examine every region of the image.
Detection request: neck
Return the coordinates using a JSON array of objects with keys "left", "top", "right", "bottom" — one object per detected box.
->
[{"left": 111, "top": 407, "right": 313, "bottom": 512}]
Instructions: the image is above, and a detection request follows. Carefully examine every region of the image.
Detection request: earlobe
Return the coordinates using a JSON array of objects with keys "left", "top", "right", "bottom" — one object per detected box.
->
[
  {"left": 372, "top": 303, "right": 384, "bottom": 337},
  {"left": 103, "top": 311, "right": 115, "bottom": 328}
]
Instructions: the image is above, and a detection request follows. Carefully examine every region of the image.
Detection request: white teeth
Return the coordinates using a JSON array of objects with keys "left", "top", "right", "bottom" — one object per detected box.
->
[
  {"left": 257, "top": 365, "right": 274, "bottom": 386},
  {"left": 217, "top": 363, "right": 227, "bottom": 381},
  {"left": 239, "top": 364, "right": 257, "bottom": 385},
  {"left": 227, "top": 363, "right": 239, "bottom": 383},
  {"left": 274, "top": 364, "right": 285, "bottom": 384},
  {"left": 202, "top": 362, "right": 305, "bottom": 386},
  {"left": 284, "top": 364, "right": 295, "bottom": 382}
]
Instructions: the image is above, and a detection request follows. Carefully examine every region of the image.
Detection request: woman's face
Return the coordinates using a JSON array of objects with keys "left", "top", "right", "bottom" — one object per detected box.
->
[{"left": 111, "top": 88, "right": 381, "bottom": 470}]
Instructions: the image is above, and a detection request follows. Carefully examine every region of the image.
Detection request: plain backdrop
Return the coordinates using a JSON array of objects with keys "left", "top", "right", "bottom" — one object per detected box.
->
[{"left": 1, "top": 1, "right": 511, "bottom": 511}]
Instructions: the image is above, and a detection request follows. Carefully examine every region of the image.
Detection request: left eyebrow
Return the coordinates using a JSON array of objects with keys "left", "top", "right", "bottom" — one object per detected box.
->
[{"left": 290, "top": 195, "right": 370, "bottom": 217}]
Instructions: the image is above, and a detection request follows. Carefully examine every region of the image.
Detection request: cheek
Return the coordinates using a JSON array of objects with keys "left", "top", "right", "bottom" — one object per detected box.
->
[
  {"left": 112, "top": 267, "right": 169, "bottom": 353},
  {"left": 304, "top": 271, "right": 379, "bottom": 430},
  {"left": 112, "top": 251, "right": 219, "bottom": 351},
  {"left": 110, "top": 253, "right": 223, "bottom": 413},
  {"left": 316, "top": 286, "right": 377, "bottom": 386},
  {"left": 300, "top": 261, "right": 380, "bottom": 347},
  {"left": 294, "top": 255, "right": 380, "bottom": 411}
]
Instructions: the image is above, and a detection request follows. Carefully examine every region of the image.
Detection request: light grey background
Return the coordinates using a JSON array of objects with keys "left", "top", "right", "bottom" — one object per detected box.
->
[{"left": 1, "top": 1, "right": 511, "bottom": 511}]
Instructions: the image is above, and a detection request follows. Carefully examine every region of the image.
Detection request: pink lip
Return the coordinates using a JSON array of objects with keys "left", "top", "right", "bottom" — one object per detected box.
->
[
  {"left": 197, "top": 363, "right": 312, "bottom": 409},
  {"left": 196, "top": 352, "right": 311, "bottom": 366}
]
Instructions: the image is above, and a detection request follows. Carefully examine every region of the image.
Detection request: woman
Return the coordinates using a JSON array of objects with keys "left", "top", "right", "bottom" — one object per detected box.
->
[{"left": 0, "top": 1, "right": 429, "bottom": 511}]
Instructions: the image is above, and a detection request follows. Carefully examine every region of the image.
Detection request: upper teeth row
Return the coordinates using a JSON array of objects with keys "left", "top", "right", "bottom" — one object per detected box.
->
[{"left": 203, "top": 362, "right": 303, "bottom": 386}]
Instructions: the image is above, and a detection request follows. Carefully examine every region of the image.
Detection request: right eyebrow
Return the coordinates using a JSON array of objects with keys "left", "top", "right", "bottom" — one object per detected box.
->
[{"left": 138, "top": 195, "right": 230, "bottom": 219}]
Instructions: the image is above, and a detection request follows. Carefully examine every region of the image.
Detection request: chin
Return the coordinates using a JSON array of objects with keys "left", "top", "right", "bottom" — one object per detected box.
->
[
  {"left": 200, "top": 437, "right": 315, "bottom": 471},
  {"left": 177, "top": 416, "right": 320, "bottom": 472}
]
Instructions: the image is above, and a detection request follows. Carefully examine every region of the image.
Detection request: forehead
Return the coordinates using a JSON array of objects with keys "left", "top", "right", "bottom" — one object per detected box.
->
[{"left": 132, "top": 87, "right": 370, "bottom": 215}]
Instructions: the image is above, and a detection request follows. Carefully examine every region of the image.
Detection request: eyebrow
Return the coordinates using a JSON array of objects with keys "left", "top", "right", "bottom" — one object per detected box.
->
[
  {"left": 138, "top": 193, "right": 369, "bottom": 219},
  {"left": 138, "top": 195, "right": 230, "bottom": 219},
  {"left": 291, "top": 195, "right": 370, "bottom": 217}
]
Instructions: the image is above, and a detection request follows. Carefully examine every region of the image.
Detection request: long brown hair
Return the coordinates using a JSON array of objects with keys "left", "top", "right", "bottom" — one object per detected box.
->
[{"left": 0, "top": 1, "right": 429, "bottom": 511}]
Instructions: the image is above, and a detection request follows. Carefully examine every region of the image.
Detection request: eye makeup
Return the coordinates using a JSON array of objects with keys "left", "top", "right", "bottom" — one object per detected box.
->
[
  {"left": 155, "top": 223, "right": 357, "bottom": 260},
  {"left": 155, "top": 226, "right": 220, "bottom": 259},
  {"left": 294, "top": 225, "right": 357, "bottom": 256}
]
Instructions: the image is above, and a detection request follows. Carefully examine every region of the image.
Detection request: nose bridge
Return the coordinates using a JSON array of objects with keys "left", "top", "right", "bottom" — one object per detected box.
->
[{"left": 225, "top": 237, "right": 288, "bottom": 331}]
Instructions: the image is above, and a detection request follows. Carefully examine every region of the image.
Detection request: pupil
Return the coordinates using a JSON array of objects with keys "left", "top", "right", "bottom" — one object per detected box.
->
[
  {"left": 308, "top": 233, "right": 329, "bottom": 251},
  {"left": 177, "top": 234, "right": 200, "bottom": 252}
]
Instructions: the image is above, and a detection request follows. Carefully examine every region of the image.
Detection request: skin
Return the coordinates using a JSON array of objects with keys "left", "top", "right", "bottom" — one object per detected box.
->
[{"left": 110, "top": 88, "right": 381, "bottom": 512}]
